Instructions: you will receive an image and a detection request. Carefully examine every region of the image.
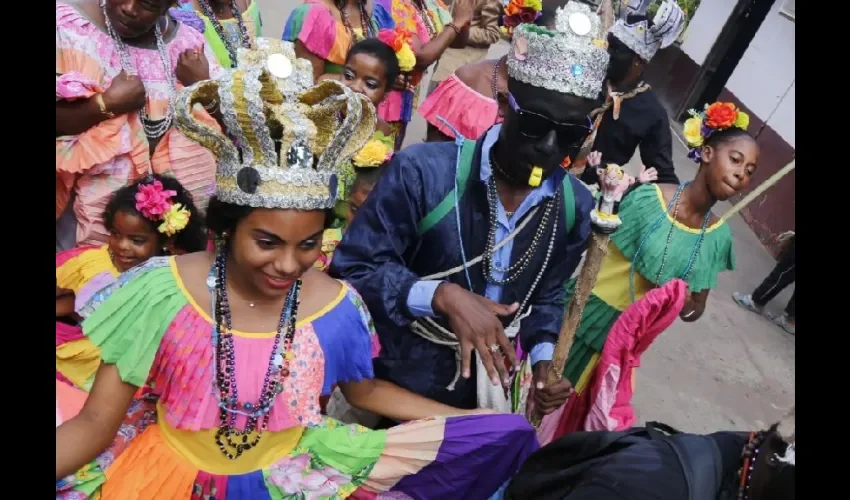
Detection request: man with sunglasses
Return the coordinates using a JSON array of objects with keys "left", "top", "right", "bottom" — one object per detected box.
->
[
  {"left": 331, "top": 3, "right": 606, "bottom": 418},
  {"left": 579, "top": 0, "right": 687, "bottom": 186}
]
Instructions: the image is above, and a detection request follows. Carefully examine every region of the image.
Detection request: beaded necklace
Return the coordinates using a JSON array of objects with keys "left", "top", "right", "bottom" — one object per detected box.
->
[
  {"left": 339, "top": 0, "right": 374, "bottom": 41},
  {"left": 737, "top": 431, "right": 764, "bottom": 499},
  {"left": 100, "top": 0, "right": 176, "bottom": 140},
  {"left": 198, "top": 0, "right": 252, "bottom": 68},
  {"left": 209, "top": 248, "right": 301, "bottom": 460},
  {"left": 413, "top": 0, "right": 438, "bottom": 38},
  {"left": 628, "top": 182, "right": 712, "bottom": 302}
]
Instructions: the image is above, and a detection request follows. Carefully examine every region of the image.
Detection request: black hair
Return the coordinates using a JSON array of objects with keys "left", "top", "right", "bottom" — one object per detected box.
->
[
  {"left": 535, "top": 9, "right": 556, "bottom": 29},
  {"left": 704, "top": 126, "right": 755, "bottom": 149},
  {"left": 103, "top": 174, "right": 207, "bottom": 253},
  {"left": 352, "top": 163, "right": 388, "bottom": 193},
  {"left": 346, "top": 38, "right": 401, "bottom": 91},
  {"left": 206, "top": 197, "right": 336, "bottom": 237}
]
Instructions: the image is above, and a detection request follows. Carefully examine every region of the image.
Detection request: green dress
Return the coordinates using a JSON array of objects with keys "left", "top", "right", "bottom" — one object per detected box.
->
[{"left": 563, "top": 184, "right": 735, "bottom": 391}]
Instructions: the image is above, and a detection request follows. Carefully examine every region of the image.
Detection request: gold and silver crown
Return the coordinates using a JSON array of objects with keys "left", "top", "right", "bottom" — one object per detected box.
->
[
  {"left": 610, "top": 0, "right": 686, "bottom": 62},
  {"left": 506, "top": 2, "right": 609, "bottom": 100},
  {"left": 174, "top": 39, "right": 376, "bottom": 210}
]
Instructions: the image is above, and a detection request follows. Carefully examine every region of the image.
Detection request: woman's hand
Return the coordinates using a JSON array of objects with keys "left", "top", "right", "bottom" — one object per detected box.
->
[
  {"left": 341, "top": 378, "right": 476, "bottom": 421},
  {"left": 176, "top": 48, "right": 211, "bottom": 87},
  {"left": 433, "top": 283, "right": 519, "bottom": 388},
  {"left": 102, "top": 70, "right": 147, "bottom": 116},
  {"left": 452, "top": 0, "right": 476, "bottom": 27}
]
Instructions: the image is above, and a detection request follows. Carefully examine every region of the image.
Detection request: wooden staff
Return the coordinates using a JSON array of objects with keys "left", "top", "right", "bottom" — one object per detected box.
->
[{"left": 529, "top": 165, "right": 628, "bottom": 426}]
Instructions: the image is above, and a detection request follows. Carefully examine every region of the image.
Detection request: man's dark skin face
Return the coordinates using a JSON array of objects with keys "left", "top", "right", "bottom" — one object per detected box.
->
[
  {"left": 606, "top": 32, "right": 645, "bottom": 88},
  {"left": 494, "top": 78, "right": 597, "bottom": 189}
]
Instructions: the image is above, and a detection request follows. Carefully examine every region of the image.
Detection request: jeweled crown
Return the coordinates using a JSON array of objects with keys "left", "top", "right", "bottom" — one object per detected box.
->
[
  {"left": 610, "top": 0, "right": 686, "bottom": 62},
  {"left": 174, "top": 39, "right": 376, "bottom": 210},
  {"left": 506, "top": 2, "right": 609, "bottom": 100}
]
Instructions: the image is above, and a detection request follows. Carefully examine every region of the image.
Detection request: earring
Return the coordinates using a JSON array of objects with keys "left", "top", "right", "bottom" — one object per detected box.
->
[{"left": 162, "top": 246, "right": 169, "bottom": 255}]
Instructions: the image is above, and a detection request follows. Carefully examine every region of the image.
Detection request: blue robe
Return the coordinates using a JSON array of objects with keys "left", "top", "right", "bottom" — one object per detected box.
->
[{"left": 330, "top": 134, "right": 593, "bottom": 408}]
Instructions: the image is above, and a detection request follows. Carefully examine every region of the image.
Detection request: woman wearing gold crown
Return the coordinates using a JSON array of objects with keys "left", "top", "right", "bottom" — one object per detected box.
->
[{"left": 55, "top": 43, "right": 538, "bottom": 500}]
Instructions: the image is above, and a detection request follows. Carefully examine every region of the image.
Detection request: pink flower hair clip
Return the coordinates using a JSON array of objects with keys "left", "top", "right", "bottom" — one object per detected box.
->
[{"left": 134, "top": 179, "right": 191, "bottom": 237}]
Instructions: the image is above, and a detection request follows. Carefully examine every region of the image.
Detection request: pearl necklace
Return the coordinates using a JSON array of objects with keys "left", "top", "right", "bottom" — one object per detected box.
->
[{"left": 100, "top": 0, "right": 177, "bottom": 140}]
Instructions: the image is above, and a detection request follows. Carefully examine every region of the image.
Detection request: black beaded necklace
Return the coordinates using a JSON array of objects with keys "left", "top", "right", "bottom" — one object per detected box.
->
[
  {"left": 198, "top": 0, "right": 251, "bottom": 68},
  {"left": 413, "top": 0, "right": 437, "bottom": 38},
  {"left": 338, "top": 0, "right": 374, "bottom": 41},
  {"left": 211, "top": 248, "right": 301, "bottom": 459}
]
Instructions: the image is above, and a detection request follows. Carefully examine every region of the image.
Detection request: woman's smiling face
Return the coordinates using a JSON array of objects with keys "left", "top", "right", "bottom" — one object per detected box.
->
[{"left": 342, "top": 53, "right": 390, "bottom": 105}]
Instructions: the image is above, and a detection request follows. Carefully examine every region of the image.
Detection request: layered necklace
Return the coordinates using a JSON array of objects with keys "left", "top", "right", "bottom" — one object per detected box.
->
[
  {"left": 100, "top": 0, "right": 176, "bottom": 140},
  {"left": 338, "top": 0, "right": 373, "bottom": 41},
  {"left": 210, "top": 248, "right": 301, "bottom": 459},
  {"left": 412, "top": 0, "right": 437, "bottom": 38},
  {"left": 482, "top": 165, "right": 560, "bottom": 323},
  {"left": 198, "top": 0, "right": 251, "bottom": 68},
  {"left": 628, "top": 182, "right": 711, "bottom": 302}
]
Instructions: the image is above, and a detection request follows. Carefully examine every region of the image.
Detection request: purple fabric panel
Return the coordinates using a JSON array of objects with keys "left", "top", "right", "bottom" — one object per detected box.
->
[
  {"left": 75, "top": 272, "right": 116, "bottom": 312},
  {"left": 391, "top": 414, "right": 539, "bottom": 499}
]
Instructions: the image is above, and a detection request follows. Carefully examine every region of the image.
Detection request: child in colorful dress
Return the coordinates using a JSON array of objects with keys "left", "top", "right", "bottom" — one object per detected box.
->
[
  {"left": 57, "top": 174, "right": 207, "bottom": 391},
  {"left": 56, "top": 46, "right": 537, "bottom": 499},
  {"left": 315, "top": 134, "right": 394, "bottom": 272},
  {"left": 549, "top": 102, "right": 760, "bottom": 439}
]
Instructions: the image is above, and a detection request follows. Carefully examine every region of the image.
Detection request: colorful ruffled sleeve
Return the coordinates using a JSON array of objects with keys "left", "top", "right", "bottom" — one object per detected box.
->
[
  {"left": 282, "top": 1, "right": 350, "bottom": 66},
  {"left": 309, "top": 284, "right": 381, "bottom": 395},
  {"left": 612, "top": 184, "right": 735, "bottom": 293},
  {"left": 79, "top": 257, "right": 189, "bottom": 387}
]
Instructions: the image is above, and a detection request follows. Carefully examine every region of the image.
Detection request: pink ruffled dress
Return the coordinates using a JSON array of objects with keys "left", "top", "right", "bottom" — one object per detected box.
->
[
  {"left": 418, "top": 72, "right": 503, "bottom": 140},
  {"left": 56, "top": 2, "right": 225, "bottom": 247}
]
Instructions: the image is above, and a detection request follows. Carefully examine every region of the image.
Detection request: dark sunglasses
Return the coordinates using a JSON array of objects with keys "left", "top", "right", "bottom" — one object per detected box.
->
[{"left": 507, "top": 93, "right": 593, "bottom": 148}]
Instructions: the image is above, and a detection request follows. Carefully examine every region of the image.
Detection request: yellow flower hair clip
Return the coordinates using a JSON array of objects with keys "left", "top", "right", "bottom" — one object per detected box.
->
[
  {"left": 158, "top": 203, "right": 191, "bottom": 237},
  {"left": 352, "top": 135, "right": 393, "bottom": 168}
]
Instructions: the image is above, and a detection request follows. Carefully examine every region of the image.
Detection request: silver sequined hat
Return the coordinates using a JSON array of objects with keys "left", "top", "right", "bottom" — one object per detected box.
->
[
  {"left": 506, "top": 2, "right": 610, "bottom": 100},
  {"left": 610, "top": 0, "right": 687, "bottom": 62},
  {"left": 174, "top": 39, "right": 376, "bottom": 210}
]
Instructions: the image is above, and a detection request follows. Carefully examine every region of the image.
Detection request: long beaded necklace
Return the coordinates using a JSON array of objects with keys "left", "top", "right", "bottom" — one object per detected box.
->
[
  {"left": 413, "top": 0, "right": 438, "bottom": 38},
  {"left": 338, "top": 0, "right": 374, "bottom": 41},
  {"left": 483, "top": 176, "right": 558, "bottom": 285},
  {"left": 628, "top": 182, "right": 712, "bottom": 302},
  {"left": 100, "top": 0, "right": 177, "bottom": 140},
  {"left": 737, "top": 431, "right": 765, "bottom": 499},
  {"left": 210, "top": 248, "right": 301, "bottom": 459},
  {"left": 198, "top": 0, "right": 251, "bottom": 68}
]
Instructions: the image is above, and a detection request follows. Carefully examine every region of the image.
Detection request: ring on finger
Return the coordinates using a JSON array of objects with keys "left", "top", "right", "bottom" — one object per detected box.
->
[{"left": 488, "top": 344, "right": 501, "bottom": 353}]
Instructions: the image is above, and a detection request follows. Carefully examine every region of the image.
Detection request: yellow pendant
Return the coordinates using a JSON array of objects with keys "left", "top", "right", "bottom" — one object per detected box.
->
[
  {"left": 285, "top": 352, "right": 296, "bottom": 361},
  {"left": 528, "top": 166, "right": 543, "bottom": 187}
]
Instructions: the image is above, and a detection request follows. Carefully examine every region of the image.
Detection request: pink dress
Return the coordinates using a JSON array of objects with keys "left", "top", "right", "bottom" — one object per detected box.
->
[
  {"left": 56, "top": 2, "right": 224, "bottom": 246},
  {"left": 419, "top": 72, "right": 503, "bottom": 140},
  {"left": 537, "top": 279, "right": 688, "bottom": 445}
]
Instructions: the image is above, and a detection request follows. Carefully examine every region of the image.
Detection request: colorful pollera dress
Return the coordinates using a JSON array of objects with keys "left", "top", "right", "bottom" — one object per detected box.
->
[
  {"left": 283, "top": 0, "right": 395, "bottom": 74},
  {"left": 56, "top": 3, "right": 224, "bottom": 246},
  {"left": 559, "top": 184, "right": 734, "bottom": 412},
  {"left": 56, "top": 256, "right": 538, "bottom": 499},
  {"left": 175, "top": 0, "right": 263, "bottom": 68},
  {"left": 56, "top": 245, "right": 120, "bottom": 391},
  {"left": 381, "top": 0, "right": 451, "bottom": 149}
]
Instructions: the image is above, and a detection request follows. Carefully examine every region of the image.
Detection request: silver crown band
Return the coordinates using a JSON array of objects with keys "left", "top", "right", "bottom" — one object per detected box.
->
[
  {"left": 610, "top": 0, "right": 686, "bottom": 62},
  {"left": 506, "top": 2, "right": 609, "bottom": 100}
]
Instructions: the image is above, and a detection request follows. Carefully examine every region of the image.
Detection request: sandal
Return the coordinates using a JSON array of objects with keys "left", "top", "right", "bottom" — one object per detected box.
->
[
  {"left": 765, "top": 312, "right": 796, "bottom": 335},
  {"left": 732, "top": 292, "right": 764, "bottom": 314}
]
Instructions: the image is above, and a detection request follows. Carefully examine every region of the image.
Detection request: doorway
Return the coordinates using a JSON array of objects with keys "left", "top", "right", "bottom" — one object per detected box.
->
[{"left": 676, "top": 0, "right": 776, "bottom": 121}]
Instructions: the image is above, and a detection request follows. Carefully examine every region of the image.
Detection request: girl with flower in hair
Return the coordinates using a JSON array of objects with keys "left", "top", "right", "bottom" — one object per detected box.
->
[
  {"left": 57, "top": 174, "right": 207, "bottom": 392},
  {"left": 315, "top": 135, "right": 394, "bottom": 272},
  {"left": 548, "top": 102, "right": 760, "bottom": 439},
  {"left": 381, "top": 0, "right": 476, "bottom": 149}
]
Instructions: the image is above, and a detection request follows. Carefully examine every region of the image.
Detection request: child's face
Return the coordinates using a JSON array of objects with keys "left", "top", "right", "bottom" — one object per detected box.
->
[
  {"left": 342, "top": 53, "right": 389, "bottom": 105},
  {"left": 346, "top": 185, "right": 373, "bottom": 226}
]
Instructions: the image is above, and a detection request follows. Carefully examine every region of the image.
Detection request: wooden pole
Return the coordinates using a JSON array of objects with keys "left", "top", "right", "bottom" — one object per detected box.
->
[{"left": 528, "top": 167, "right": 625, "bottom": 426}]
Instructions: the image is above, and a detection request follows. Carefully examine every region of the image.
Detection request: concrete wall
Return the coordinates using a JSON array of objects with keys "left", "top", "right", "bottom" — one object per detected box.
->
[{"left": 680, "top": 0, "right": 738, "bottom": 65}]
